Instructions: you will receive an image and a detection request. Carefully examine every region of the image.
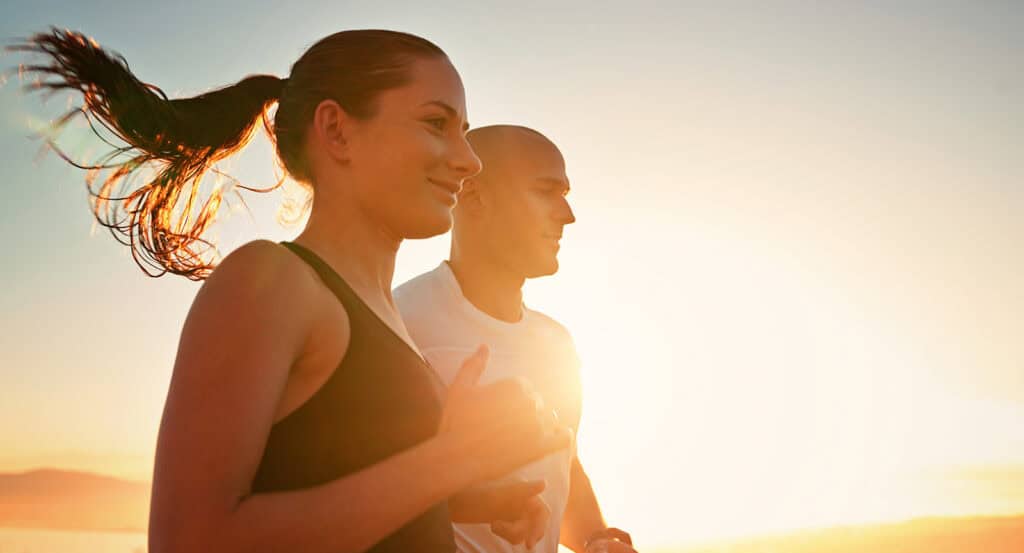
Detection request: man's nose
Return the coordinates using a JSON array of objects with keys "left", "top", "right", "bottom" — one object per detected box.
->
[{"left": 558, "top": 198, "right": 576, "bottom": 225}]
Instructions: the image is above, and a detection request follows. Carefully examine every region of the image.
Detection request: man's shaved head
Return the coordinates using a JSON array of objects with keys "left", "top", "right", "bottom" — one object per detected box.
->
[
  {"left": 464, "top": 125, "right": 562, "bottom": 188},
  {"left": 453, "top": 125, "right": 574, "bottom": 279}
]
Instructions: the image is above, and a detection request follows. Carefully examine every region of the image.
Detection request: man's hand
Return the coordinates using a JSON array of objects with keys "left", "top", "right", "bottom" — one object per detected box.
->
[
  {"left": 585, "top": 537, "right": 639, "bottom": 553},
  {"left": 583, "top": 528, "right": 637, "bottom": 553},
  {"left": 449, "top": 479, "right": 551, "bottom": 548}
]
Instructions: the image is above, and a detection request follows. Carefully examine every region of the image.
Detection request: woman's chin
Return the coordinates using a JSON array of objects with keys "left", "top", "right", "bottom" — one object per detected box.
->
[{"left": 400, "top": 211, "right": 453, "bottom": 240}]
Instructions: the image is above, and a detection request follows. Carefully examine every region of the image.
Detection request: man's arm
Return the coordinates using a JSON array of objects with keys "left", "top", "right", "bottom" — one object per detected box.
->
[
  {"left": 559, "top": 457, "right": 606, "bottom": 552},
  {"left": 560, "top": 457, "right": 638, "bottom": 552}
]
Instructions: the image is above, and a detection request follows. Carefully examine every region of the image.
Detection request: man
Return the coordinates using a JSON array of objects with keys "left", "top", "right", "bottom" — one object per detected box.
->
[{"left": 395, "top": 125, "right": 637, "bottom": 553}]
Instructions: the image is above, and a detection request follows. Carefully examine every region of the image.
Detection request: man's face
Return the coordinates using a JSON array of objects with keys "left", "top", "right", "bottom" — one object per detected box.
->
[{"left": 480, "top": 140, "right": 575, "bottom": 278}]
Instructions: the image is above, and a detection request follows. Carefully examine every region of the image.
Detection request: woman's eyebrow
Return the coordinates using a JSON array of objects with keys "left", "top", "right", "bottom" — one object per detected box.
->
[{"left": 420, "top": 100, "right": 470, "bottom": 131}]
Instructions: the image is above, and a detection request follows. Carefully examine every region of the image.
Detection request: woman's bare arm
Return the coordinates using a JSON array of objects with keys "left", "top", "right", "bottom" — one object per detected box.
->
[{"left": 149, "top": 241, "right": 571, "bottom": 553}]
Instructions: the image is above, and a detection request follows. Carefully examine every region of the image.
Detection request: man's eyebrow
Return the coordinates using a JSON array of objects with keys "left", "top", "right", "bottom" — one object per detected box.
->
[
  {"left": 420, "top": 100, "right": 470, "bottom": 131},
  {"left": 536, "top": 176, "right": 570, "bottom": 189}
]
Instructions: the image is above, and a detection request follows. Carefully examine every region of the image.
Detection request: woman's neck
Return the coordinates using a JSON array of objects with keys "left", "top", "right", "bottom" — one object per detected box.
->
[{"left": 293, "top": 194, "right": 401, "bottom": 300}]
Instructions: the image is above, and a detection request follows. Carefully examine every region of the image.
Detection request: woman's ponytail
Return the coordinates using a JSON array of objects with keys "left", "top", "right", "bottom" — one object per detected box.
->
[
  {"left": 11, "top": 28, "right": 284, "bottom": 279},
  {"left": 12, "top": 27, "right": 448, "bottom": 279}
]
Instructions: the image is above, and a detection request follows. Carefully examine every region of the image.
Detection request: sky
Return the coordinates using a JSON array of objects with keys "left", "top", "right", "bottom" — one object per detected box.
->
[{"left": 1, "top": 0, "right": 1023, "bottom": 548}]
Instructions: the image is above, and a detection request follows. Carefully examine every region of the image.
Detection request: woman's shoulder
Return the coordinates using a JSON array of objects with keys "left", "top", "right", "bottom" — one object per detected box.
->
[
  {"left": 180, "top": 240, "right": 350, "bottom": 368},
  {"left": 191, "top": 240, "right": 330, "bottom": 324},
  {"left": 209, "top": 240, "right": 318, "bottom": 293}
]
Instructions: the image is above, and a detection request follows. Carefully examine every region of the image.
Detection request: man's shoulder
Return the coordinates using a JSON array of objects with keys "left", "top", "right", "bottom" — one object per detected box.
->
[
  {"left": 394, "top": 264, "right": 446, "bottom": 313},
  {"left": 525, "top": 306, "right": 575, "bottom": 344}
]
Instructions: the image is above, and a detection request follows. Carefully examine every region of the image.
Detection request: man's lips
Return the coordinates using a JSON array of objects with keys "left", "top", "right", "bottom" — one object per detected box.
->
[{"left": 428, "top": 178, "right": 461, "bottom": 195}]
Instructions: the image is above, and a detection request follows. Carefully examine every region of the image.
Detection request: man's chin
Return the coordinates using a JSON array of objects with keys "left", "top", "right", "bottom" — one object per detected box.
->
[{"left": 524, "top": 259, "right": 559, "bottom": 279}]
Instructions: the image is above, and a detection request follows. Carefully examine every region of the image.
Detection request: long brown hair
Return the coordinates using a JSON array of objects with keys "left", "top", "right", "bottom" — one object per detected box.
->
[{"left": 10, "top": 28, "right": 445, "bottom": 279}]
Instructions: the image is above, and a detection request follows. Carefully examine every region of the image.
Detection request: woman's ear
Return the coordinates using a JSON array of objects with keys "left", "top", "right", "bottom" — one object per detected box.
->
[{"left": 311, "top": 99, "right": 352, "bottom": 164}]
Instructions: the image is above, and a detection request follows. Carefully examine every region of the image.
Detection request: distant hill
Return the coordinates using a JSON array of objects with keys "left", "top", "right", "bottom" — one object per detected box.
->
[
  {"left": 0, "top": 468, "right": 149, "bottom": 532},
  {"left": 664, "top": 514, "right": 1024, "bottom": 553},
  {"left": 4, "top": 468, "right": 1024, "bottom": 552}
]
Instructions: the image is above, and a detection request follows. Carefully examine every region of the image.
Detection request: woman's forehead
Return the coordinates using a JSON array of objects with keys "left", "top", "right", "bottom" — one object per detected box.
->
[{"left": 380, "top": 56, "right": 467, "bottom": 115}]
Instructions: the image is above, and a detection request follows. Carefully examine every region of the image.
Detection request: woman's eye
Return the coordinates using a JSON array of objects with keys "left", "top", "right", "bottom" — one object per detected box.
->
[{"left": 425, "top": 118, "right": 446, "bottom": 131}]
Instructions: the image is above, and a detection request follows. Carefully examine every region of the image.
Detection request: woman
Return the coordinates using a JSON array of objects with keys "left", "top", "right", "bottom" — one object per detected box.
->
[{"left": 16, "top": 28, "right": 570, "bottom": 553}]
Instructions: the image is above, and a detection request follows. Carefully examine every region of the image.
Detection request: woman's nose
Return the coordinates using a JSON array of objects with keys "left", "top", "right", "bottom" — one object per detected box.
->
[{"left": 450, "top": 135, "right": 483, "bottom": 179}]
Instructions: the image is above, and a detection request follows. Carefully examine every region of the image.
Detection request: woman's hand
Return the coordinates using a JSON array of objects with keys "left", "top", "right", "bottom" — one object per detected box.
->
[
  {"left": 449, "top": 479, "right": 544, "bottom": 523},
  {"left": 449, "top": 479, "right": 550, "bottom": 548},
  {"left": 489, "top": 493, "right": 550, "bottom": 549},
  {"left": 438, "top": 345, "right": 573, "bottom": 484}
]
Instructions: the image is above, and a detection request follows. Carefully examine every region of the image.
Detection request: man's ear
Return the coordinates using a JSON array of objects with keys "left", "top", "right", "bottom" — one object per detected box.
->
[{"left": 311, "top": 99, "right": 353, "bottom": 164}]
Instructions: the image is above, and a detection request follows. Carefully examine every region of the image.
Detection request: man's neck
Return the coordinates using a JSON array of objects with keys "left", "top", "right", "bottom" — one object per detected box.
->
[{"left": 447, "top": 249, "right": 526, "bottom": 324}]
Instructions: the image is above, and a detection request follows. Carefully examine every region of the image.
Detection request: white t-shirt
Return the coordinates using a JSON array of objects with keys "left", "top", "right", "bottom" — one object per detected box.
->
[{"left": 395, "top": 262, "right": 582, "bottom": 553}]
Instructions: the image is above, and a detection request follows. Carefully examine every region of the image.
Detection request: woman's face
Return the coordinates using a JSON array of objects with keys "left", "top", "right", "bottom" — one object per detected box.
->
[{"left": 343, "top": 56, "right": 481, "bottom": 239}]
